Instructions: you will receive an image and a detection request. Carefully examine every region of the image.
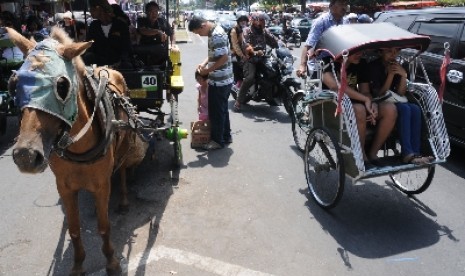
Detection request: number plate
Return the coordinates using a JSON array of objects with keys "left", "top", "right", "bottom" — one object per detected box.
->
[
  {"left": 141, "top": 75, "right": 158, "bottom": 91},
  {"left": 130, "top": 89, "right": 147, "bottom": 98}
]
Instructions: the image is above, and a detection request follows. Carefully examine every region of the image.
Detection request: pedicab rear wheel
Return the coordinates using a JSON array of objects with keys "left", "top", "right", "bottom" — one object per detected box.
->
[
  {"left": 389, "top": 165, "right": 435, "bottom": 194},
  {"left": 291, "top": 92, "right": 311, "bottom": 152},
  {"left": 304, "top": 127, "right": 345, "bottom": 209}
]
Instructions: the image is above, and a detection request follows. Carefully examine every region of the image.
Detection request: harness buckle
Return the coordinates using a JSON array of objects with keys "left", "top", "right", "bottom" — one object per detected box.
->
[{"left": 57, "top": 131, "right": 73, "bottom": 149}]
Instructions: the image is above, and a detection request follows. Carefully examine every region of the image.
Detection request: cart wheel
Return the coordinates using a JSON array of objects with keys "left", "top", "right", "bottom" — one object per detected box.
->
[
  {"left": 305, "top": 127, "right": 345, "bottom": 209},
  {"left": 389, "top": 165, "right": 435, "bottom": 195},
  {"left": 291, "top": 92, "right": 311, "bottom": 152},
  {"left": 172, "top": 127, "right": 183, "bottom": 167},
  {"left": 168, "top": 93, "right": 183, "bottom": 167},
  {"left": 0, "top": 113, "right": 6, "bottom": 135}
]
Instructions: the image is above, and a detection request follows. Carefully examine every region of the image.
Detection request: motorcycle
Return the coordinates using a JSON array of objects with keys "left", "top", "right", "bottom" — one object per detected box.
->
[
  {"left": 232, "top": 43, "right": 301, "bottom": 114},
  {"left": 283, "top": 27, "right": 301, "bottom": 48}
]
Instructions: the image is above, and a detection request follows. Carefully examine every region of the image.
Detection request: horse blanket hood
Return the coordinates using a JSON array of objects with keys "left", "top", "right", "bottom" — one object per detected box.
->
[{"left": 15, "top": 38, "right": 79, "bottom": 126}]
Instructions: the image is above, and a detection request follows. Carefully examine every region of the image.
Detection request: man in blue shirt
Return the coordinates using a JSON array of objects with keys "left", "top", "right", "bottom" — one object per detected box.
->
[{"left": 296, "top": 0, "right": 349, "bottom": 77}]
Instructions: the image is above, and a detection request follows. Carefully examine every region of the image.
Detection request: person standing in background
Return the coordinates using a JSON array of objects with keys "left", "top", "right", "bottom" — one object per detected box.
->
[
  {"left": 189, "top": 17, "right": 234, "bottom": 150},
  {"left": 230, "top": 14, "right": 249, "bottom": 95}
]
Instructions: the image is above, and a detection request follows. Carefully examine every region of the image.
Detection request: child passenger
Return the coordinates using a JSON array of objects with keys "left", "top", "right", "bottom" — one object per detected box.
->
[
  {"left": 195, "top": 70, "right": 209, "bottom": 121},
  {"left": 369, "top": 48, "right": 433, "bottom": 164}
]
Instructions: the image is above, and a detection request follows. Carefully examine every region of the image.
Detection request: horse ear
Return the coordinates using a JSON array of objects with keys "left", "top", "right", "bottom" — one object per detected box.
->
[
  {"left": 5, "top": 27, "right": 36, "bottom": 56},
  {"left": 62, "top": 41, "right": 93, "bottom": 60}
]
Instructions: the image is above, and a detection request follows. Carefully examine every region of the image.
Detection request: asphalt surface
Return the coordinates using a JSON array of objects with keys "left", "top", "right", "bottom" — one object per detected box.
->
[{"left": 0, "top": 33, "right": 465, "bottom": 276}]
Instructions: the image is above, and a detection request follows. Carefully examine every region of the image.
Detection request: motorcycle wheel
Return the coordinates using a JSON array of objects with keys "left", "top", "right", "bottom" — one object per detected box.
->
[
  {"left": 295, "top": 39, "right": 301, "bottom": 48},
  {"left": 282, "top": 87, "right": 294, "bottom": 115}
]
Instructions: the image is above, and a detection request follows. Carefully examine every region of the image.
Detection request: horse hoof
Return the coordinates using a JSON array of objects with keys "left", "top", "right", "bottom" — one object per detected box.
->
[
  {"left": 69, "top": 269, "right": 86, "bottom": 276},
  {"left": 116, "top": 204, "right": 129, "bottom": 215},
  {"left": 106, "top": 263, "right": 122, "bottom": 276}
]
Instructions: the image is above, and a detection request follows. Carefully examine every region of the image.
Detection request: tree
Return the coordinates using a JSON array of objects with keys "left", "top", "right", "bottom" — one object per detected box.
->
[{"left": 437, "top": 0, "right": 465, "bottom": 5}]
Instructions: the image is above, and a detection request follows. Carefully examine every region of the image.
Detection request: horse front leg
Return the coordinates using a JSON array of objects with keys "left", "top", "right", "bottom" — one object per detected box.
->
[
  {"left": 58, "top": 189, "right": 86, "bottom": 276},
  {"left": 118, "top": 167, "right": 129, "bottom": 214},
  {"left": 93, "top": 182, "right": 121, "bottom": 275}
]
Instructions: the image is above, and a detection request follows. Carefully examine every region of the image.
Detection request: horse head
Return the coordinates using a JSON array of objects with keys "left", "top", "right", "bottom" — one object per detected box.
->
[{"left": 8, "top": 27, "right": 92, "bottom": 173}]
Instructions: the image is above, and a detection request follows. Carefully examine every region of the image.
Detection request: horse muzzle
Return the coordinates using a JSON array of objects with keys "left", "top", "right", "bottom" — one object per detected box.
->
[{"left": 12, "top": 144, "right": 48, "bottom": 174}]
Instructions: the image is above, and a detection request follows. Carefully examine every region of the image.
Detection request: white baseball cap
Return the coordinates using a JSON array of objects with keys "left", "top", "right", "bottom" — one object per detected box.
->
[{"left": 63, "top": 11, "right": 73, "bottom": 19}]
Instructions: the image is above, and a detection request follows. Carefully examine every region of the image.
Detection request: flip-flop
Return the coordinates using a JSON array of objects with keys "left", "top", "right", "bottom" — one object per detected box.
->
[
  {"left": 233, "top": 103, "right": 241, "bottom": 112},
  {"left": 402, "top": 154, "right": 427, "bottom": 165}
]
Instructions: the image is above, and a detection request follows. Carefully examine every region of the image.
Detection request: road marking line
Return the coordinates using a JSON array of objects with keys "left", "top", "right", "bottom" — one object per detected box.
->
[{"left": 90, "top": 245, "right": 275, "bottom": 276}]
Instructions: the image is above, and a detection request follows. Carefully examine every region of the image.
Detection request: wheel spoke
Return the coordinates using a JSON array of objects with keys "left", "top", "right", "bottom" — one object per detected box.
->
[{"left": 305, "top": 127, "right": 344, "bottom": 209}]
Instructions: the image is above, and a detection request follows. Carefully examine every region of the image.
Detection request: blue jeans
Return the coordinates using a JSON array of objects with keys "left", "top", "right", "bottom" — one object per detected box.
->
[
  {"left": 396, "top": 103, "right": 422, "bottom": 157},
  {"left": 208, "top": 83, "right": 232, "bottom": 147}
]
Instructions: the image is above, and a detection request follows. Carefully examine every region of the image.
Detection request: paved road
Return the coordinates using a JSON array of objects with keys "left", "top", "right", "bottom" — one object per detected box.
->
[{"left": 0, "top": 34, "right": 465, "bottom": 276}]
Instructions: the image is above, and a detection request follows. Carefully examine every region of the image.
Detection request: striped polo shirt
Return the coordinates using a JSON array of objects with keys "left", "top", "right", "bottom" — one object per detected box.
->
[{"left": 207, "top": 24, "right": 233, "bottom": 87}]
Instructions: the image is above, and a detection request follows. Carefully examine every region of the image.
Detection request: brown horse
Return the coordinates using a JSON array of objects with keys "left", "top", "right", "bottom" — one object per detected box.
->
[{"left": 7, "top": 27, "right": 148, "bottom": 275}]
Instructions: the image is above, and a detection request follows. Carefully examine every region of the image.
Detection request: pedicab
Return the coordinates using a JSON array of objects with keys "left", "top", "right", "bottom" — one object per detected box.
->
[{"left": 290, "top": 23, "right": 450, "bottom": 209}]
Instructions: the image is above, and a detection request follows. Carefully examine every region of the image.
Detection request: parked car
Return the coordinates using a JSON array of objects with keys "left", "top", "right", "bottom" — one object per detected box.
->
[
  {"left": 375, "top": 7, "right": 465, "bottom": 148},
  {"left": 290, "top": 17, "right": 311, "bottom": 41}
]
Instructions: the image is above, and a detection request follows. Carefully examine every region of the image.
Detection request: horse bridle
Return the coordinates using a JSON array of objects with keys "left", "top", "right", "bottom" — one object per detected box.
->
[{"left": 54, "top": 68, "right": 116, "bottom": 163}]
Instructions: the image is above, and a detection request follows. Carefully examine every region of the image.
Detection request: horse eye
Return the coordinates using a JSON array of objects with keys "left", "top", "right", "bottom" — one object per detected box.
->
[{"left": 56, "top": 77, "right": 70, "bottom": 101}]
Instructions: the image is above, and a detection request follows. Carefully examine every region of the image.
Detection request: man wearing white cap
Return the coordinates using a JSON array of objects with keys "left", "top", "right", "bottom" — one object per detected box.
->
[
  {"left": 346, "top": 12, "right": 358, "bottom": 24},
  {"left": 59, "top": 11, "right": 85, "bottom": 41}
]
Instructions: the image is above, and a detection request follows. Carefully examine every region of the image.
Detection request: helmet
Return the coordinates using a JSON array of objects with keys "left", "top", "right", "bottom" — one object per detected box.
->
[
  {"left": 250, "top": 12, "right": 268, "bottom": 21},
  {"left": 358, "top": 14, "right": 373, "bottom": 23},
  {"left": 346, "top": 13, "right": 357, "bottom": 20},
  {"left": 236, "top": 15, "right": 248, "bottom": 23}
]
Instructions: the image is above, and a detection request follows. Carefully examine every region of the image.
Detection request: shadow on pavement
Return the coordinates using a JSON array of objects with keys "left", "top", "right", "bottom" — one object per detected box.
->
[{"left": 299, "top": 177, "right": 458, "bottom": 265}]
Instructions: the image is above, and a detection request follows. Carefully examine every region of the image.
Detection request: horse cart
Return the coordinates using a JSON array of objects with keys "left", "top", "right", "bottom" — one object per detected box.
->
[
  {"left": 119, "top": 45, "right": 186, "bottom": 167},
  {"left": 290, "top": 23, "right": 450, "bottom": 209},
  {"left": 0, "top": 34, "right": 22, "bottom": 135}
]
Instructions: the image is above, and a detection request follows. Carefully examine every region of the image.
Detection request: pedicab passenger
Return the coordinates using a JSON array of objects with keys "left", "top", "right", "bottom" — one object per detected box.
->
[
  {"left": 369, "top": 48, "right": 433, "bottom": 164},
  {"left": 135, "top": 1, "right": 177, "bottom": 66},
  {"left": 82, "top": 0, "right": 132, "bottom": 67},
  {"left": 321, "top": 51, "right": 397, "bottom": 168}
]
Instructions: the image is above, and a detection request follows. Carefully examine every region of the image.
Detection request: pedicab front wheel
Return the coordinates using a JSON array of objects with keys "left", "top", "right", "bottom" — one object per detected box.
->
[
  {"left": 291, "top": 92, "right": 311, "bottom": 152},
  {"left": 304, "top": 127, "right": 345, "bottom": 209},
  {"left": 389, "top": 165, "right": 435, "bottom": 195}
]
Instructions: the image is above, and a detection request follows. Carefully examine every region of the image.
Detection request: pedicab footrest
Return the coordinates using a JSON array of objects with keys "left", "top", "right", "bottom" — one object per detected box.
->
[{"left": 170, "top": 76, "right": 184, "bottom": 95}]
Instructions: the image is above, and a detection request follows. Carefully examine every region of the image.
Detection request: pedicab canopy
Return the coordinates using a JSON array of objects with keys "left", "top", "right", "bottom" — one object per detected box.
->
[
  {"left": 314, "top": 23, "right": 431, "bottom": 116},
  {"left": 315, "top": 22, "right": 431, "bottom": 61}
]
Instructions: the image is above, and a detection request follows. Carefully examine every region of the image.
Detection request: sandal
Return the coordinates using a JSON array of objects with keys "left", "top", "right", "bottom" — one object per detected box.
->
[
  {"left": 402, "top": 154, "right": 427, "bottom": 165},
  {"left": 233, "top": 102, "right": 241, "bottom": 112}
]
